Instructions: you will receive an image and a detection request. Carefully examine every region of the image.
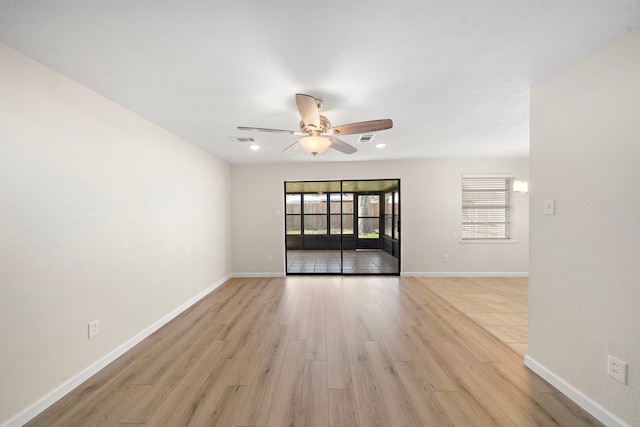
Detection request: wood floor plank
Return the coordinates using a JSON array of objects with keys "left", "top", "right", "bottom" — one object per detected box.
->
[
  {"left": 434, "top": 390, "right": 501, "bottom": 426},
  {"left": 174, "top": 358, "right": 244, "bottom": 426},
  {"left": 291, "top": 295, "right": 312, "bottom": 340},
  {"left": 436, "top": 340, "right": 560, "bottom": 426},
  {"left": 399, "top": 328, "right": 458, "bottom": 392},
  {"left": 236, "top": 325, "right": 291, "bottom": 426},
  {"left": 234, "top": 311, "right": 283, "bottom": 385},
  {"left": 307, "top": 303, "right": 327, "bottom": 360},
  {"left": 326, "top": 312, "right": 353, "bottom": 389},
  {"left": 349, "top": 296, "right": 381, "bottom": 341},
  {"left": 300, "top": 360, "right": 329, "bottom": 427},
  {"left": 194, "top": 384, "right": 251, "bottom": 427},
  {"left": 140, "top": 358, "right": 225, "bottom": 426},
  {"left": 312, "top": 280, "right": 326, "bottom": 305},
  {"left": 214, "top": 297, "right": 264, "bottom": 341},
  {"left": 213, "top": 279, "right": 259, "bottom": 325},
  {"left": 279, "top": 288, "right": 301, "bottom": 325},
  {"left": 25, "top": 277, "right": 603, "bottom": 427},
  {"left": 365, "top": 303, "right": 412, "bottom": 362},
  {"left": 266, "top": 340, "right": 307, "bottom": 427},
  {"left": 337, "top": 288, "right": 358, "bottom": 326},
  {"left": 218, "top": 299, "right": 278, "bottom": 362},
  {"left": 117, "top": 341, "right": 217, "bottom": 424},
  {"left": 328, "top": 389, "right": 360, "bottom": 427},
  {"left": 393, "top": 361, "right": 454, "bottom": 426},
  {"left": 324, "top": 280, "right": 340, "bottom": 314},
  {"left": 24, "top": 357, "right": 150, "bottom": 427},
  {"left": 364, "top": 341, "right": 422, "bottom": 427},
  {"left": 421, "top": 276, "right": 529, "bottom": 357},
  {"left": 342, "top": 325, "right": 391, "bottom": 427}
]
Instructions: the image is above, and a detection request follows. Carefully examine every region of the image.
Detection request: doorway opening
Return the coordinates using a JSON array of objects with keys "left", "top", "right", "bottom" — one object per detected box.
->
[{"left": 284, "top": 179, "right": 400, "bottom": 275}]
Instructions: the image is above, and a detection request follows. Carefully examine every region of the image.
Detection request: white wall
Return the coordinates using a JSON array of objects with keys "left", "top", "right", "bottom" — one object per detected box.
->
[
  {"left": 528, "top": 29, "right": 640, "bottom": 426},
  {"left": 231, "top": 159, "right": 529, "bottom": 275},
  {"left": 0, "top": 43, "right": 231, "bottom": 425}
]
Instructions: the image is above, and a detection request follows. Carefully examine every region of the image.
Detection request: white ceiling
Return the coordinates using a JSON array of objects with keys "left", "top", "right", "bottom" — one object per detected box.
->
[{"left": 1, "top": 1, "right": 639, "bottom": 164}]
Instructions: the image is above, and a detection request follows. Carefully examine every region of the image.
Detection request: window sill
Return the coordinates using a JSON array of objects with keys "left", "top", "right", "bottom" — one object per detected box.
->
[{"left": 459, "top": 239, "right": 518, "bottom": 244}]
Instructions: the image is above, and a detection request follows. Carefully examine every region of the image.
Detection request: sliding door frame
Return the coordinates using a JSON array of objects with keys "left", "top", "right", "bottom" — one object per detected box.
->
[{"left": 284, "top": 179, "right": 401, "bottom": 275}]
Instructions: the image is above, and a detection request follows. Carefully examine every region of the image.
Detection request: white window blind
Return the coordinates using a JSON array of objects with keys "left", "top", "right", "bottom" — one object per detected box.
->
[{"left": 461, "top": 175, "right": 513, "bottom": 240}]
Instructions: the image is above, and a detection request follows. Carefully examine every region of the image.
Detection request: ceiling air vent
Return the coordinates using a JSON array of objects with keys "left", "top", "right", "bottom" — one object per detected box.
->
[
  {"left": 233, "top": 137, "right": 255, "bottom": 143},
  {"left": 358, "top": 134, "right": 375, "bottom": 144}
]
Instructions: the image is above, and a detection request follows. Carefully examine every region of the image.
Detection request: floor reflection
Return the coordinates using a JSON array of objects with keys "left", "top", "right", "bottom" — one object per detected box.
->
[{"left": 286, "top": 249, "right": 399, "bottom": 274}]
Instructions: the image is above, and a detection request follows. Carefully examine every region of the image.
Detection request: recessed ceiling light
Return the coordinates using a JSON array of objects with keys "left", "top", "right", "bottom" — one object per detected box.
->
[
  {"left": 249, "top": 144, "right": 260, "bottom": 150},
  {"left": 376, "top": 143, "right": 386, "bottom": 148}
]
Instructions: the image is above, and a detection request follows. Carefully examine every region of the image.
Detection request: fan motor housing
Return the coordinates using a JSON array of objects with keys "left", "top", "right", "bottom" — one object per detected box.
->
[{"left": 300, "top": 115, "right": 331, "bottom": 134}]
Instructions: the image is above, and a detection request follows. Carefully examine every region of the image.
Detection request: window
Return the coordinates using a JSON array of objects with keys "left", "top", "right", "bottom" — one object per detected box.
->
[
  {"left": 384, "top": 191, "right": 400, "bottom": 240},
  {"left": 326, "top": 193, "right": 354, "bottom": 234},
  {"left": 393, "top": 192, "right": 399, "bottom": 240},
  {"left": 285, "top": 194, "right": 301, "bottom": 234},
  {"left": 461, "top": 175, "right": 513, "bottom": 240},
  {"left": 384, "top": 192, "right": 393, "bottom": 238},
  {"left": 303, "top": 194, "right": 326, "bottom": 234},
  {"left": 357, "top": 195, "right": 380, "bottom": 238}
]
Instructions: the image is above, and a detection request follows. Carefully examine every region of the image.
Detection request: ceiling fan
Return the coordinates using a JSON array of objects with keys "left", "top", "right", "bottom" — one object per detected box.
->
[{"left": 238, "top": 93, "right": 393, "bottom": 155}]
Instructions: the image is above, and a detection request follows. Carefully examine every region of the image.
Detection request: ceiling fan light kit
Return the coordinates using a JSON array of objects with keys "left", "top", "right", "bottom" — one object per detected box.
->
[
  {"left": 238, "top": 93, "right": 393, "bottom": 156},
  {"left": 299, "top": 135, "right": 331, "bottom": 155}
]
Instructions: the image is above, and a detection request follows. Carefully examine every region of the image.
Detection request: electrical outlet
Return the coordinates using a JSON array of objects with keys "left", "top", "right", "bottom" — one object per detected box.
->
[
  {"left": 88, "top": 320, "right": 100, "bottom": 339},
  {"left": 443, "top": 254, "right": 449, "bottom": 262},
  {"left": 267, "top": 255, "right": 272, "bottom": 263},
  {"left": 607, "top": 355, "right": 627, "bottom": 384}
]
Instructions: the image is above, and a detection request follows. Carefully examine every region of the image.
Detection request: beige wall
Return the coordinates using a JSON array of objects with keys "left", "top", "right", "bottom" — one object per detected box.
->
[
  {"left": 231, "top": 159, "right": 529, "bottom": 275},
  {"left": 0, "top": 43, "right": 231, "bottom": 424},
  {"left": 529, "top": 28, "right": 640, "bottom": 425}
]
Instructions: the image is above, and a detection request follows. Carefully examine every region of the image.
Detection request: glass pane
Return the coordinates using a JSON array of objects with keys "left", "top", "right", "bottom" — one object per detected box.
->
[
  {"left": 385, "top": 193, "right": 393, "bottom": 215},
  {"left": 304, "top": 193, "right": 327, "bottom": 214},
  {"left": 342, "top": 214, "right": 354, "bottom": 234},
  {"left": 330, "top": 215, "right": 342, "bottom": 234},
  {"left": 358, "top": 195, "right": 379, "bottom": 218},
  {"left": 342, "top": 193, "right": 354, "bottom": 213},
  {"left": 286, "top": 215, "right": 301, "bottom": 234},
  {"left": 384, "top": 214, "right": 392, "bottom": 237},
  {"left": 330, "top": 193, "right": 342, "bottom": 213},
  {"left": 394, "top": 192, "right": 399, "bottom": 215},
  {"left": 393, "top": 216, "right": 399, "bottom": 240},
  {"left": 304, "top": 215, "right": 326, "bottom": 234},
  {"left": 286, "top": 194, "right": 301, "bottom": 214},
  {"left": 358, "top": 218, "right": 379, "bottom": 238}
]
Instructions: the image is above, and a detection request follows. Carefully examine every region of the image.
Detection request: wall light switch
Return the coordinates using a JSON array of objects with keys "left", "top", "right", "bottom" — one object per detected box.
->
[{"left": 544, "top": 199, "right": 556, "bottom": 215}]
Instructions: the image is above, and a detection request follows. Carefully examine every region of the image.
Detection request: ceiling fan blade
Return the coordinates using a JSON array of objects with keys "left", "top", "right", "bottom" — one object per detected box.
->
[
  {"left": 330, "top": 119, "right": 393, "bottom": 135},
  {"left": 282, "top": 140, "right": 301, "bottom": 153},
  {"left": 328, "top": 137, "right": 357, "bottom": 154},
  {"left": 237, "top": 126, "right": 299, "bottom": 135},
  {"left": 295, "top": 93, "right": 320, "bottom": 128}
]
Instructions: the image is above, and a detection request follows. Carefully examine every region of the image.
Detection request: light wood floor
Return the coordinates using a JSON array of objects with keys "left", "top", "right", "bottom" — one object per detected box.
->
[
  {"left": 421, "top": 277, "right": 528, "bottom": 357},
  {"left": 26, "top": 276, "right": 600, "bottom": 426}
]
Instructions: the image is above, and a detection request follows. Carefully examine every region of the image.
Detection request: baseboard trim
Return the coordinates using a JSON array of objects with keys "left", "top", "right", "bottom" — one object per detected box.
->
[
  {"left": 524, "top": 355, "right": 631, "bottom": 427},
  {"left": 231, "top": 272, "right": 285, "bottom": 278},
  {"left": 1, "top": 274, "right": 231, "bottom": 427},
  {"left": 401, "top": 271, "right": 529, "bottom": 277}
]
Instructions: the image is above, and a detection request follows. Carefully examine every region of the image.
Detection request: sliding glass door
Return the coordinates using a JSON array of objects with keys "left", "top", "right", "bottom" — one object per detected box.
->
[{"left": 285, "top": 179, "right": 400, "bottom": 275}]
